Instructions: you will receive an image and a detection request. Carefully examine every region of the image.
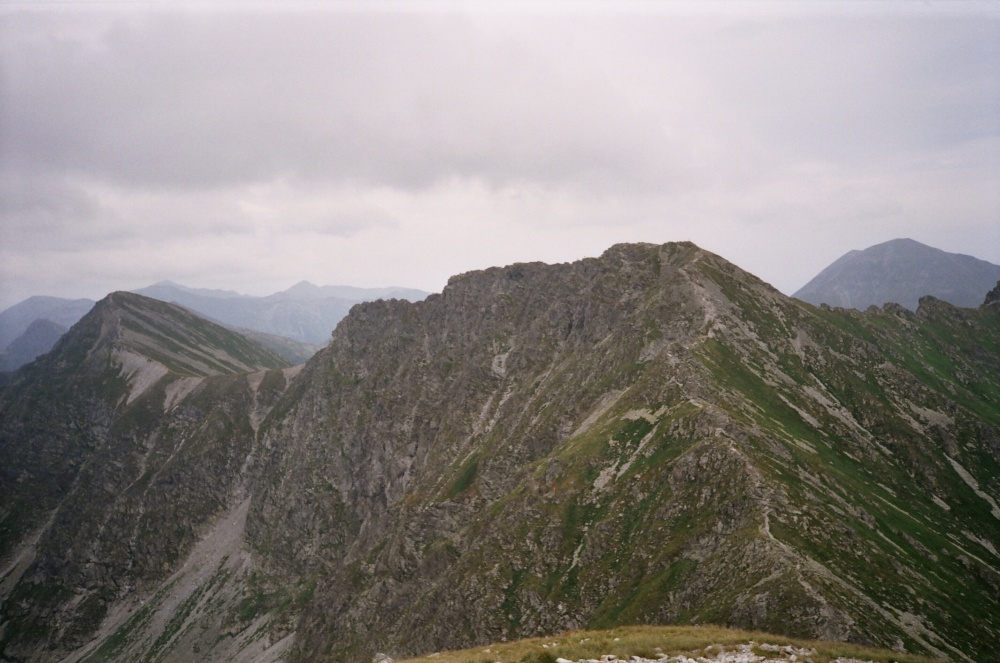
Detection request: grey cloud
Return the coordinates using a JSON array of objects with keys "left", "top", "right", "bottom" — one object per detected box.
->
[
  {"left": 5, "top": 10, "right": 996, "bottom": 200},
  {"left": 0, "top": 172, "right": 249, "bottom": 253},
  {"left": 1, "top": 7, "right": 997, "bottom": 309},
  {"left": 690, "top": 18, "right": 1000, "bottom": 164},
  {"left": 309, "top": 210, "right": 398, "bottom": 237},
  {"left": 4, "top": 11, "right": 997, "bottom": 194},
  {"left": 0, "top": 173, "right": 101, "bottom": 222},
  {"left": 0, "top": 11, "right": 697, "bottom": 193},
  {"left": 0, "top": 174, "right": 110, "bottom": 251}
]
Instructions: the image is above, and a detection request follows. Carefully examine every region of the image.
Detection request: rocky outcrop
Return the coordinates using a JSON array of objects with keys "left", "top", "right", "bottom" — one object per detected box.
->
[{"left": 984, "top": 280, "right": 1000, "bottom": 310}]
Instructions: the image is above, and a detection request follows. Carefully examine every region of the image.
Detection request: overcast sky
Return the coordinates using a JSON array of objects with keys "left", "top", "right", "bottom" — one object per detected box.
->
[{"left": 1, "top": 1, "right": 999, "bottom": 310}]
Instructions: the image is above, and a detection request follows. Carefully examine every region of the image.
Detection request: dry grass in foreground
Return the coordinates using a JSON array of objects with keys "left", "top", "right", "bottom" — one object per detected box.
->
[{"left": 392, "top": 625, "right": 942, "bottom": 663}]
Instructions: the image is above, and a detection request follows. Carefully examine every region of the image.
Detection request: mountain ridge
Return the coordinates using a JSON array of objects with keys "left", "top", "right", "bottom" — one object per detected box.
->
[
  {"left": 0, "top": 292, "right": 297, "bottom": 662},
  {"left": 0, "top": 282, "right": 433, "bottom": 373},
  {"left": 248, "top": 242, "right": 999, "bottom": 661},
  {"left": 2, "top": 242, "right": 999, "bottom": 662}
]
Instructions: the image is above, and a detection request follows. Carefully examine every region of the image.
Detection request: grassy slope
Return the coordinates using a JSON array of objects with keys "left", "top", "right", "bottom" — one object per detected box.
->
[
  {"left": 394, "top": 625, "right": 939, "bottom": 663},
  {"left": 689, "top": 260, "right": 1000, "bottom": 658},
  {"left": 108, "top": 291, "right": 290, "bottom": 375}
]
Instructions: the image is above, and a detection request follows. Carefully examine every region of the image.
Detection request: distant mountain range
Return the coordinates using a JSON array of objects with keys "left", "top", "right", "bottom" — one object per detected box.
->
[
  {"left": 0, "top": 295, "right": 96, "bottom": 349},
  {"left": 133, "top": 280, "right": 429, "bottom": 345},
  {"left": 0, "top": 297, "right": 97, "bottom": 377},
  {"left": 0, "top": 281, "right": 430, "bottom": 372},
  {"left": 794, "top": 238, "right": 1000, "bottom": 311}
]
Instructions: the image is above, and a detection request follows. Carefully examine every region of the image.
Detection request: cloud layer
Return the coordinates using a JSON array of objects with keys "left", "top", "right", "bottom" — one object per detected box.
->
[{"left": 2, "top": 5, "right": 998, "bottom": 308}]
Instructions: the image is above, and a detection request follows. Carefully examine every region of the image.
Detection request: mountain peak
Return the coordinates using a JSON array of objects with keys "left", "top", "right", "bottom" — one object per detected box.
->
[
  {"left": 275, "top": 281, "right": 431, "bottom": 303},
  {"left": 0, "top": 318, "right": 67, "bottom": 372},
  {"left": 794, "top": 239, "right": 1000, "bottom": 310},
  {"left": 78, "top": 291, "right": 290, "bottom": 378},
  {"left": 874, "top": 237, "right": 925, "bottom": 247},
  {"left": 282, "top": 280, "right": 322, "bottom": 297}
]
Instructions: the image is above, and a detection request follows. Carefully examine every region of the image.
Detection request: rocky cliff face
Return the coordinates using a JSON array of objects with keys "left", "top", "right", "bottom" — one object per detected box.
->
[
  {"left": 2, "top": 246, "right": 999, "bottom": 663},
  {"left": 249, "top": 243, "right": 999, "bottom": 661}
]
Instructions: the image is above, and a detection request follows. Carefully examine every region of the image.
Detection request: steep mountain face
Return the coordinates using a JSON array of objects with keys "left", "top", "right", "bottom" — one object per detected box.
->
[
  {"left": 793, "top": 238, "right": 1000, "bottom": 310},
  {"left": 0, "top": 319, "right": 67, "bottom": 373},
  {"left": 0, "top": 292, "right": 295, "bottom": 662},
  {"left": 2, "top": 245, "right": 999, "bottom": 663},
  {"left": 248, "top": 243, "right": 1000, "bottom": 661}
]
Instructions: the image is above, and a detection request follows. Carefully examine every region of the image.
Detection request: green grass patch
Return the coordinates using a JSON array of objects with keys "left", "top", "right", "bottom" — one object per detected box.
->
[
  {"left": 449, "top": 456, "right": 480, "bottom": 498},
  {"left": 393, "top": 625, "right": 939, "bottom": 663}
]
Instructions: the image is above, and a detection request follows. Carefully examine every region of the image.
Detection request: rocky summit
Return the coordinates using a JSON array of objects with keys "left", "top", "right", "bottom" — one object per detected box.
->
[{"left": 1, "top": 243, "right": 999, "bottom": 663}]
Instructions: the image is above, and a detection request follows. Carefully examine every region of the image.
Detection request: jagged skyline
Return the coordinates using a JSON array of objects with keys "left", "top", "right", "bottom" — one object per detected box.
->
[{"left": 2, "top": 1, "right": 998, "bottom": 309}]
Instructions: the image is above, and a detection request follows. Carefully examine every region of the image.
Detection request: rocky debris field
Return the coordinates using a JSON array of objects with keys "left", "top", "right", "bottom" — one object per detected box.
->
[
  {"left": 551, "top": 643, "right": 874, "bottom": 663},
  {"left": 385, "top": 642, "right": 885, "bottom": 663}
]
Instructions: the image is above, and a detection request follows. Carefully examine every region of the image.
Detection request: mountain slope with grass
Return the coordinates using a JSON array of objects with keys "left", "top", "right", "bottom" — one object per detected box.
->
[
  {"left": 2, "top": 244, "right": 999, "bottom": 663},
  {"left": 249, "top": 242, "right": 999, "bottom": 662},
  {"left": 392, "top": 625, "right": 939, "bottom": 663}
]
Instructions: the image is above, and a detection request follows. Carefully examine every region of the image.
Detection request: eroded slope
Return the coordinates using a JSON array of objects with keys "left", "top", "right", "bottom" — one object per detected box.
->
[{"left": 0, "top": 293, "right": 294, "bottom": 661}]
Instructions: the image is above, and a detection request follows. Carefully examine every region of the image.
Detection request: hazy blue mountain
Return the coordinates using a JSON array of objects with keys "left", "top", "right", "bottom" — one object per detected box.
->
[
  {"left": 794, "top": 238, "right": 1000, "bottom": 310},
  {"left": 0, "top": 318, "right": 68, "bottom": 373},
  {"left": 0, "top": 295, "right": 94, "bottom": 349},
  {"left": 276, "top": 280, "right": 430, "bottom": 302},
  {"left": 133, "top": 280, "right": 248, "bottom": 301},
  {"left": 133, "top": 280, "right": 430, "bottom": 345}
]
